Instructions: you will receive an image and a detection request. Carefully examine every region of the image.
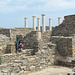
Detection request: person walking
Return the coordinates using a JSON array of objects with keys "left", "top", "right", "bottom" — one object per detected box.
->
[{"left": 15, "top": 38, "right": 19, "bottom": 53}]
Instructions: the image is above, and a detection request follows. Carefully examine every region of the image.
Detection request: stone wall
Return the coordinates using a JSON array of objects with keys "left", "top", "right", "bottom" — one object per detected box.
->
[
  {"left": 0, "top": 28, "right": 10, "bottom": 37},
  {"left": 10, "top": 28, "right": 34, "bottom": 41},
  {"left": 0, "top": 28, "right": 39, "bottom": 54},
  {"left": 23, "top": 31, "right": 41, "bottom": 51},
  {"left": 0, "top": 34, "right": 10, "bottom": 54},
  {"left": 52, "top": 15, "right": 75, "bottom": 36},
  {"left": 51, "top": 36, "right": 72, "bottom": 57},
  {"left": 41, "top": 31, "right": 52, "bottom": 43}
]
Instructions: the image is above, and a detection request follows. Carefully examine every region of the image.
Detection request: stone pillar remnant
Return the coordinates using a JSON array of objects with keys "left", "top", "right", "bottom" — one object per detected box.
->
[
  {"left": 37, "top": 18, "right": 40, "bottom": 31},
  {"left": 42, "top": 14, "right": 46, "bottom": 33},
  {"left": 25, "top": 18, "right": 28, "bottom": 28},
  {"left": 49, "top": 18, "right": 52, "bottom": 31},
  {"left": 58, "top": 17, "right": 61, "bottom": 25},
  {"left": 32, "top": 16, "right": 36, "bottom": 30}
]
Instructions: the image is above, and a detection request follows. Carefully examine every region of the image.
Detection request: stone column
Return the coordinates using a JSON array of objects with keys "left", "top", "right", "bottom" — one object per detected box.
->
[
  {"left": 10, "top": 29, "right": 11, "bottom": 38},
  {"left": 25, "top": 18, "right": 28, "bottom": 28},
  {"left": 58, "top": 17, "right": 61, "bottom": 25},
  {"left": 37, "top": 18, "right": 40, "bottom": 31},
  {"left": 49, "top": 19, "right": 52, "bottom": 31},
  {"left": 32, "top": 16, "right": 36, "bottom": 30},
  {"left": 42, "top": 14, "right": 46, "bottom": 33}
]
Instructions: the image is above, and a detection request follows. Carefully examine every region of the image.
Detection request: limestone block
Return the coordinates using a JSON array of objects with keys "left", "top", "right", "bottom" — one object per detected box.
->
[{"left": 29, "top": 65, "right": 35, "bottom": 71}]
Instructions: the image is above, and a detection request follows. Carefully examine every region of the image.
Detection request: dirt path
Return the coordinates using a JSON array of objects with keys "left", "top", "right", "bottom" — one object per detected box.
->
[{"left": 23, "top": 66, "right": 72, "bottom": 75}]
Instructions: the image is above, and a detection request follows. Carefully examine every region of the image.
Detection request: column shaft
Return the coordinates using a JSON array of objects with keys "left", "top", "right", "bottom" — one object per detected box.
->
[
  {"left": 25, "top": 18, "right": 28, "bottom": 28},
  {"left": 42, "top": 14, "right": 46, "bottom": 33},
  {"left": 49, "top": 19, "right": 52, "bottom": 31},
  {"left": 58, "top": 17, "right": 61, "bottom": 25},
  {"left": 37, "top": 18, "right": 40, "bottom": 31},
  {"left": 32, "top": 16, "right": 36, "bottom": 30}
]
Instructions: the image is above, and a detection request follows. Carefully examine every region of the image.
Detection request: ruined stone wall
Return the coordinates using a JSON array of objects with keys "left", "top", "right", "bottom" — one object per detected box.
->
[
  {"left": 52, "top": 15, "right": 75, "bottom": 36},
  {"left": 10, "top": 28, "right": 34, "bottom": 41},
  {"left": 23, "top": 31, "right": 41, "bottom": 50},
  {"left": 0, "top": 28, "right": 10, "bottom": 37},
  {"left": 41, "top": 31, "right": 52, "bottom": 43},
  {"left": 51, "top": 36, "right": 72, "bottom": 57},
  {"left": 0, "top": 34, "right": 10, "bottom": 54},
  {"left": 1, "top": 43, "right": 56, "bottom": 71},
  {"left": 0, "top": 28, "right": 40, "bottom": 54}
]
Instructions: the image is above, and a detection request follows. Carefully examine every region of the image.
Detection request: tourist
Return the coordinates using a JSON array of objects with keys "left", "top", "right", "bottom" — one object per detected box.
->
[
  {"left": 15, "top": 38, "right": 19, "bottom": 53},
  {"left": 18, "top": 41, "right": 23, "bottom": 52}
]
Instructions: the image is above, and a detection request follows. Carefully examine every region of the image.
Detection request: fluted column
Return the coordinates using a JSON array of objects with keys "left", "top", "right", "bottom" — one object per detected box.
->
[
  {"left": 58, "top": 17, "right": 61, "bottom": 25},
  {"left": 32, "top": 16, "right": 36, "bottom": 30},
  {"left": 25, "top": 18, "right": 28, "bottom": 28},
  {"left": 42, "top": 14, "right": 46, "bottom": 33},
  {"left": 49, "top": 19, "right": 52, "bottom": 31},
  {"left": 37, "top": 18, "right": 40, "bottom": 31}
]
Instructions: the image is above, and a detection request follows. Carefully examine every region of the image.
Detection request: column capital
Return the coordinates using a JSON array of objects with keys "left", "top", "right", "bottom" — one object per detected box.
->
[
  {"left": 32, "top": 16, "right": 36, "bottom": 18},
  {"left": 49, "top": 18, "right": 51, "bottom": 20},
  {"left": 37, "top": 18, "right": 40, "bottom": 19},
  {"left": 58, "top": 17, "right": 61, "bottom": 19},
  {"left": 24, "top": 18, "right": 28, "bottom": 19},
  {"left": 42, "top": 14, "right": 45, "bottom": 16}
]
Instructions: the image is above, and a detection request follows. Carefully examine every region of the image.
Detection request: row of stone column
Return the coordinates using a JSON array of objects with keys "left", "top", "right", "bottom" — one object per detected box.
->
[{"left": 24, "top": 14, "right": 61, "bottom": 32}]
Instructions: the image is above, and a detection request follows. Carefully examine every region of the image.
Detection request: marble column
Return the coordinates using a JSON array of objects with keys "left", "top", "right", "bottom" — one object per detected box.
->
[
  {"left": 37, "top": 18, "right": 40, "bottom": 31},
  {"left": 25, "top": 18, "right": 28, "bottom": 28},
  {"left": 49, "top": 19, "right": 52, "bottom": 31},
  {"left": 58, "top": 17, "right": 61, "bottom": 25},
  {"left": 32, "top": 16, "right": 36, "bottom": 30},
  {"left": 42, "top": 14, "right": 46, "bottom": 33}
]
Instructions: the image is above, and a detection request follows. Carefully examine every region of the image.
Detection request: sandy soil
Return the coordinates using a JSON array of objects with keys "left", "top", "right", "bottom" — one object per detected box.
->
[{"left": 23, "top": 66, "right": 72, "bottom": 75}]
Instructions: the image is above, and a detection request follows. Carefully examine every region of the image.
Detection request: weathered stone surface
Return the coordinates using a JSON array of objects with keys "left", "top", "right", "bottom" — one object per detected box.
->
[
  {"left": 51, "top": 36, "right": 72, "bottom": 57},
  {"left": 52, "top": 15, "right": 75, "bottom": 36}
]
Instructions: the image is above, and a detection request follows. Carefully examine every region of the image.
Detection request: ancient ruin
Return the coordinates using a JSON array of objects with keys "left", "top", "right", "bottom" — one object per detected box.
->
[{"left": 0, "top": 14, "right": 75, "bottom": 75}]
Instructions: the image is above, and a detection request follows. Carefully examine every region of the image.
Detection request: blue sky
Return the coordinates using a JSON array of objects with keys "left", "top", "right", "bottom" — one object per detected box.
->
[{"left": 0, "top": 0, "right": 75, "bottom": 28}]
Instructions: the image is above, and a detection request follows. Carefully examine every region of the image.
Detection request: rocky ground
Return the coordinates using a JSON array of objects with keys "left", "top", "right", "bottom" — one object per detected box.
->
[{"left": 21, "top": 66, "right": 72, "bottom": 75}]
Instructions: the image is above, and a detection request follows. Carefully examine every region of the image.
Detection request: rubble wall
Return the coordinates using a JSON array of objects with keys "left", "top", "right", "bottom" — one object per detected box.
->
[
  {"left": 0, "top": 34, "right": 10, "bottom": 54},
  {"left": 10, "top": 28, "right": 34, "bottom": 41},
  {"left": 0, "top": 28, "right": 10, "bottom": 37},
  {"left": 23, "top": 31, "right": 41, "bottom": 50},
  {"left": 51, "top": 36, "right": 72, "bottom": 57},
  {"left": 52, "top": 15, "right": 75, "bottom": 36}
]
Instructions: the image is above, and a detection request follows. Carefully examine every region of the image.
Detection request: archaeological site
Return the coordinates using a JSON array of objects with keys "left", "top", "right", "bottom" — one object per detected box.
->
[{"left": 0, "top": 14, "right": 75, "bottom": 75}]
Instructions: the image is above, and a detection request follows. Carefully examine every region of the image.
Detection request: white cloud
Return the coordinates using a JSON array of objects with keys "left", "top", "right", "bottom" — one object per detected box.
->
[{"left": 0, "top": 0, "right": 75, "bottom": 13}]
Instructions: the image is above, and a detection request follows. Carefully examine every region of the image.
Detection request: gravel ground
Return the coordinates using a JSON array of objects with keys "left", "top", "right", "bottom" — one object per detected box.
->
[{"left": 23, "top": 66, "right": 72, "bottom": 75}]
